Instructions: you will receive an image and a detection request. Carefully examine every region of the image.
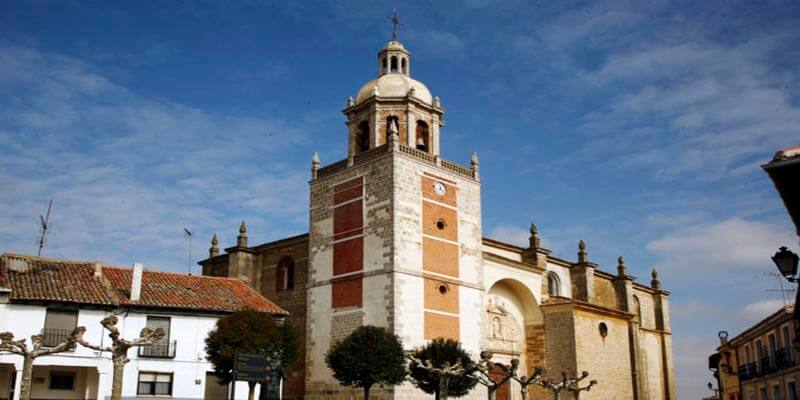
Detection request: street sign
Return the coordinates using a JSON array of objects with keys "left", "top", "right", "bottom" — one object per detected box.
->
[{"left": 232, "top": 352, "right": 285, "bottom": 400}]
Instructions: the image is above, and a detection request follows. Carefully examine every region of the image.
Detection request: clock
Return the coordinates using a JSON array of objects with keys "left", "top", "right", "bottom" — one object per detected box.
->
[{"left": 433, "top": 182, "right": 447, "bottom": 196}]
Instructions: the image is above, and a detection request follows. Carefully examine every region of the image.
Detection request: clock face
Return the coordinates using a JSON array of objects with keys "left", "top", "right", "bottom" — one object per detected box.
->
[{"left": 433, "top": 182, "right": 447, "bottom": 196}]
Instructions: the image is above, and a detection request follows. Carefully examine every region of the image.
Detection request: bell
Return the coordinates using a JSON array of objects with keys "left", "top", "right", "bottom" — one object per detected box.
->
[{"left": 417, "top": 135, "right": 426, "bottom": 146}]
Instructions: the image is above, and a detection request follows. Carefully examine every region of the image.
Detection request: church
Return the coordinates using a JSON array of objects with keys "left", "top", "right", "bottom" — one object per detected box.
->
[{"left": 199, "top": 37, "right": 676, "bottom": 400}]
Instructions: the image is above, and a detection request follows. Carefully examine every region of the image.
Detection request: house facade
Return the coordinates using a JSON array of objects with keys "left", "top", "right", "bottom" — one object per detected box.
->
[
  {"left": 711, "top": 306, "right": 799, "bottom": 400},
  {"left": 200, "top": 38, "right": 676, "bottom": 400},
  {"left": 0, "top": 253, "right": 288, "bottom": 400}
]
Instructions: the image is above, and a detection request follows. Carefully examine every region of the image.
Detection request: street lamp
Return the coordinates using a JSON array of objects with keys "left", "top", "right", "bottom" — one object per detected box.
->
[
  {"left": 772, "top": 246, "right": 800, "bottom": 352},
  {"left": 773, "top": 247, "right": 800, "bottom": 281}
]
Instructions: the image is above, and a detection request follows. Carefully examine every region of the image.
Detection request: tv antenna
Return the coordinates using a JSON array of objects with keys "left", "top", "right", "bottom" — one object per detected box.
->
[
  {"left": 765, "top": 271, "right": 795, "bottom": 305},
  {"left": 183, "top": 228, "right": 192, "bottom": 275},
  {"left": 37, "top": 199, "right": 53, "bottom": 256}
]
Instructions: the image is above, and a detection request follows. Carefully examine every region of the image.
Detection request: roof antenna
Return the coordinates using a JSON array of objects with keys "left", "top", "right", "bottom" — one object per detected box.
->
[
  {"left": 37, "top": 199, "right": 53, "bottom": 256},
  {"left": 183, "top": 228, "right": 193, "bottom": 275}
]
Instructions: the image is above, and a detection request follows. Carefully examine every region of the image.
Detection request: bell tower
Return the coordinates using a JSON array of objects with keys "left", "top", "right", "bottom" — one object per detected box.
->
[
  {"left": 343, "top": 40, "right": 445, "bottom": 158},
  {"left": 306, "top": 35, "right": 483, "bottom": 400}
]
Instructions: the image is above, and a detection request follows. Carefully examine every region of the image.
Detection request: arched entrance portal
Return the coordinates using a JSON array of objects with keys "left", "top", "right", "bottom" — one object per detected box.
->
[{"left": 486, "top": 279, "right": 544, "bottom": 400}]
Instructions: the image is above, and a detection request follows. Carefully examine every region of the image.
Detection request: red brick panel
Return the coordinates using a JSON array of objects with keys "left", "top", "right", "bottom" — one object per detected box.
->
[
  {"left": 333, "top": 201, "right": 363, "bottom": 239},
  {"left": 332, "top": 275, "right": 363, "bottom": 308},
  {"left": 422, "top": 238, "right": 459, "bottom": 278},
  {"left": 423, "top": 278, "right": 459, "bottom": 314},
  {"left": 333, "top": 185, "right": 362, "bottom": 205},
  {"left": 421, "top": 175, "right": 457, "bottom": 207},
  {"left": 333, "top": 237, "right": 363, "bottom": 276},
  {"left": 424, "top": 312, "right": 460, "bottom": 341},
  {"left": 422, "top": 202, "right": 458, "bottom": 242}
]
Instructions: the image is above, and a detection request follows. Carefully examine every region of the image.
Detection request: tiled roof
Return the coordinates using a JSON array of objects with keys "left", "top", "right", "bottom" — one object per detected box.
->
[
  {"left": 0, "top": 253, "right": 287, "bottom": 315},
  {"left": 103, "top": 267, "right": 287, "bottom": 314}
]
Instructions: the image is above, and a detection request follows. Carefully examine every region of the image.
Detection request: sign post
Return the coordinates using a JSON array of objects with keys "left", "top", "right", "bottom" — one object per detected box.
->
[{"left": 231, "top": 352, "right": 284, "bottom": 400}]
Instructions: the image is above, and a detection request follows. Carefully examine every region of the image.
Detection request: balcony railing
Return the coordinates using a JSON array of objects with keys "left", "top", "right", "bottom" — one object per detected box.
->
[
  {"left": 138, "top": 340, "right": 177, "bottom": 358},
  {"left": 739, "top": 350, "right": 796, "bottom": 381},
  {"left": 738, "top": 362, "right": 757, "bottom": 380},
  {"left": 41, "top": 328, "right": 76, "bottom": 349}
]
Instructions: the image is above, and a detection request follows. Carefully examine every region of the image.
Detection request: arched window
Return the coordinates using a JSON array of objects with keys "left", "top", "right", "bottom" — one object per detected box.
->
[
  {"left": 415, "top": 120, "right": 429, "bottom": 152},
  {"left": 401, "top": 58, "right": 407, "bottom": 74},
  {"left": 356, "top": 121, "right": 370, "bottom": 152},
  {"left": 632, "top": 295, "right": 642, "bottom": 323},
  {"left": 382, "top": 57, "right": 387, "bottom": 74},
  {"left": 276, "top": 257, "right": 294, "bottom": 291},
  {"left": 391, "top": 56, "right": 398, "bottom": 73},
  {"left": 547, "top": 272, "right": 560, "bottom": 297}
]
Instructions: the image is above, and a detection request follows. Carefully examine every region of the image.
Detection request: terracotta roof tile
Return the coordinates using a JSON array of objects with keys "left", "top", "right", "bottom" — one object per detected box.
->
[{"left": 0, "top": 253, "right": 286, "bottom": 315}]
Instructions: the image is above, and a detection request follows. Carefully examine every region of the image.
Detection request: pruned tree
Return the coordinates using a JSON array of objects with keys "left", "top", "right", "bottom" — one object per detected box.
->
[
  {"left": 469, "top": 351, "right": 518, "bottom": 400},
  {"left": 325, "top": 325, "right": 407, "bottom": 400},
  {"left": 205, "top": 309, "right": 298, "bottom": 400},
  {"left": 74, "top": 315, "right": 164, "bottom": 400},
  {"left": 539, "top": 371, "right": 597, "bottom": 400},
  {"left": 511, "top": 365, "right": 545, "bottom": 400},
  {"left": 0, "top": 329, "right": 82, "bottom": 400},
  {"left": 408, "top": 338, "right": 477, "bottom": 400}
]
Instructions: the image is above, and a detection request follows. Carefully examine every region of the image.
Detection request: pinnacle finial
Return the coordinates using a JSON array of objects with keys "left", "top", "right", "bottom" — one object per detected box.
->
[
  {"left": 237, "top": 221, "right": 248, "bottom": 248},
  {"left": 528, "top": 222, "right": 540, "bottom": 249},
  {"left": 651, "top": 268, "right": 661, "bottom": 290},
  {"left": 347, "top": 96, "right": 354, "bottom": 107},
  {"left": 433, "top": 96, "right": 441, "bottom": 108},
  {"left": 617, "top": 256, "right": 627, "bottom": 277},
  {"left": 471, "top": 152, "right": 479, "bottom": 166},
  {"left": 577, "top": 240, "right": 588, "bottom": 263},
  {"left": 209, "top": 234, "right": 220, "bottom": 258},
  {"left": 311, "top": 152, "right": 321, "bottom": 179}
]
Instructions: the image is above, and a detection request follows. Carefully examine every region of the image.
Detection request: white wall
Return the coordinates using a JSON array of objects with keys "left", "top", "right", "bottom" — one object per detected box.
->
[{"left": 0, "top": 304, "right": 255, "bottom": 400}]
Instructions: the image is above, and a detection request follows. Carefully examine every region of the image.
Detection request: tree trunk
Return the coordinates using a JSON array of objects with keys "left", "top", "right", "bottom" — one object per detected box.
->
[
  {"left": 363, "top": 383, "right": 372, "bottom": 400},
  {"left": 248, "top": 381, "right": 256, "bottom": 400},
  {"left": 18, "top": 355, "right": 33, "bottom": 400},
  {"left": 111, "top": 355, "right": 126, "bottom": 400}
]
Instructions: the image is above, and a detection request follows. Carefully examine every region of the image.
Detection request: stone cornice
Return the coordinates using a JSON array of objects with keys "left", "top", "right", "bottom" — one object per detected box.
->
[{"left": 482, "top": 251, "right": 545, "bottom": 273}]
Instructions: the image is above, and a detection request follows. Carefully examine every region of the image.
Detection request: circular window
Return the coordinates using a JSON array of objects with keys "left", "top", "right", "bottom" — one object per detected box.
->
[
  {"left": 438, "top": 284, "right": 448, "bottom": 295},
  {"left": 435, "top": 219, "right": 447, "bottom": 230},
  {"left": 599, "top": 322, "right": 608, "bottom": 338}
]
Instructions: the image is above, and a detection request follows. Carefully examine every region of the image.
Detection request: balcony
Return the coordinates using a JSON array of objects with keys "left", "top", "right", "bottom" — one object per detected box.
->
[
  {"left": 775, "top": 348, "right": 795, "bottom": 369},
  {"left": 738, "top": 362, "right": 757, "bottom": 380},
  {"left": 138, "top": 340, "right": 176, "bottom": 358},
  {"left": 41, "top": 328, "right": 76, "bottom": 349}
]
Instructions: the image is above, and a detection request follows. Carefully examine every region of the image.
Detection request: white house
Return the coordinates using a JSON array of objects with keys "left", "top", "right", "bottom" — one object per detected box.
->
[{"left": 0, "top": 253, "right": 289, "bottom": 400}]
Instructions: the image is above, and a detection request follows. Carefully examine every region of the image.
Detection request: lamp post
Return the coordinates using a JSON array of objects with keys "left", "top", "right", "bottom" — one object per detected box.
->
[{"left": 772, "top": 246, "right": 800, "bottom": 351}]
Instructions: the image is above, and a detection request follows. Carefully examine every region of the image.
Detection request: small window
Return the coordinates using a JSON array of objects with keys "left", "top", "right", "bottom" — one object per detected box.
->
[
  {"left": 382, "top": 57, "right": 387, "bottom": 74},
  {"left": 43, "top": 309, "right": 78, "bottom": 348},
  {"left": 788, "top": 382, "right": 797, "bottom": 400},
  {"left": 49, "top": 371, "right": 76, "bottom": 390},
  {"left": 138, "top": 372, "right": 173, "bottom": 396},
  {"left": 277, "top": 257, "right": 295, "bottom": 291},
  {"left": 435, "top": 219, "right": 446, "bottom": 230},
  {"left": 391, "top": 56, "right": 398, "bottom": 72},
  {"left": 438, "top": 284, "right": 448, "bottom": 295},
  {"left": 401, "top": 58, "right": 407, "bottom": 74},
  {"left": 547, "top": 272, "right": 560, "bottom": 297},
  {"left": 599, "top": 322, "right": 608, "bottom": 338},
  {"left": 784, "top": 326, "right": 793, "bottom": 362}
]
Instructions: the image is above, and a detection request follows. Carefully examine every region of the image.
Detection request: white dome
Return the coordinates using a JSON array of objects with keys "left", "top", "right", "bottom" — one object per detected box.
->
[{"left": 355, "top": 74, "right": 432, "bottom": 105}]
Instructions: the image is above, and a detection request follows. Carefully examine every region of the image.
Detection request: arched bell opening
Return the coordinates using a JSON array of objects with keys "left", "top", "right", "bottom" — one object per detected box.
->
[
  {"left": 356, "top": 121, "right": 370, "bottom": 153},
  {"left": 415, "top": 120, "right": 430, "bottom": 153}
]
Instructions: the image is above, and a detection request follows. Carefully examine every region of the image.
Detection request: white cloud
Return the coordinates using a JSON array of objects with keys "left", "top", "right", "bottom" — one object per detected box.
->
[
  {"left": 0, "top": 44, "right": 311, "bottom": 270},
  {"left": 488, "top": 225, "right": 529, "bottom": 247},
  {"left": 646, "top": 218, "right": 795, "bottom": 274}
]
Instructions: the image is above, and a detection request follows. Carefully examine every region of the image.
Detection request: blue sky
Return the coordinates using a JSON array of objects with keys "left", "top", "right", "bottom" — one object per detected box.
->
[{"left": 1, "top": 1, "right": 799, "bottom": 397}]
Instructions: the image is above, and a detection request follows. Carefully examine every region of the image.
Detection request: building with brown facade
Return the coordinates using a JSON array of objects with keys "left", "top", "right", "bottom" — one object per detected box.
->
[
  {"left": 711, "top": 305, "right": 799, "bottom": 400},
  {"left": 200, "top": 39, "right": 676, "bottom": 400}
]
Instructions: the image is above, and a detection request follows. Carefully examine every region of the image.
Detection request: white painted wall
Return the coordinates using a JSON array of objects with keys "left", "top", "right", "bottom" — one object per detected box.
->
[{"left": 0, "top": 303, "right": 256, "bottom": 400}]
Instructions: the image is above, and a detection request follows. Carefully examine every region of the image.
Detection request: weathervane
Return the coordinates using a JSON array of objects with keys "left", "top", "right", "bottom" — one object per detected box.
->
[{"left": 388, "top": 8, "right": 400, "bottom": 41}]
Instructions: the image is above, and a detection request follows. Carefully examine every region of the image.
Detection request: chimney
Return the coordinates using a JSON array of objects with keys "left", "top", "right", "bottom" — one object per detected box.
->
[
  {"left": 93, "top": 262, "right": 103, "bottom": 279},
  {"left": 131, "top": 262, "right": 143, "bottom": 301}
]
